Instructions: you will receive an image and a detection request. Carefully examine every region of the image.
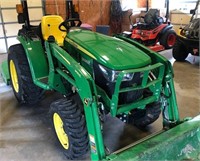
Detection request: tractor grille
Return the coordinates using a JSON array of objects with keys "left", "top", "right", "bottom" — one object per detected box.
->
[
  {"left": 94, "top": 62, "right": 143, "bottom": 105},
  {"left": 96, "top": 75, "right": 143, "bottom": 105},
  {"left": 118, "top": 72, "right": 143, "bottom": 104},
  {"left": 94, "top": 61, "right": 165, "bottom": 116}
]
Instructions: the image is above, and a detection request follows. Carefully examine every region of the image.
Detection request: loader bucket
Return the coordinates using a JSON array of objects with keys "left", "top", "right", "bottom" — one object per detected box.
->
[{"left": 104, "top": 115, "right": 200, "bottom": 161}]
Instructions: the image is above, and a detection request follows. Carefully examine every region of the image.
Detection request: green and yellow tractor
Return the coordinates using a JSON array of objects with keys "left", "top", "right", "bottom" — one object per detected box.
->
[{"left": 1, "top": 0, "right": 200, "bottom": 160}]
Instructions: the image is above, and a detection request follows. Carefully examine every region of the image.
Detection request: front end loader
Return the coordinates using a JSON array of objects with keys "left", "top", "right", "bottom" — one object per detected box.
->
[{"left": 1, "top": 0, "right": 200, "bottom": 160}]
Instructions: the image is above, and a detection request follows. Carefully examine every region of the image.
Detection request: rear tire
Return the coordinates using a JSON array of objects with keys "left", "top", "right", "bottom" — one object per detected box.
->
[
  {"left": 8, "top": 44, "right": 43, "bottom": 105},
  {"left": 49, "top": 98, "right": 89, "bottom": 160},
  {"left": 172, "top": 40, "right": 189, "bottom": 61},
  {"left": 129, "top": 101, "right": 161, "bottom": 128},
  {"left": 160, "top": 30, "right": 176, "bottom": 49}
]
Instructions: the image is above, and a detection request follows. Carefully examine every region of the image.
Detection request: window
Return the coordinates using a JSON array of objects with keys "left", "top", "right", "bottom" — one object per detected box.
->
[{"left": 170, "top": 0, "right": 198, "bottom": 13}]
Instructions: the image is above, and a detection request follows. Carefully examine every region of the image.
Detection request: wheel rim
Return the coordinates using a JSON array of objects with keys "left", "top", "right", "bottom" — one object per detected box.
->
[
  {"left": 9, "top": 60, "right": 19, "bottom": 93},
  {"left": 53, "top": 113, "right": 69, "bottom": 149},
  {"left": 167, "top": 34, "right": 176, "bottom": 47}
]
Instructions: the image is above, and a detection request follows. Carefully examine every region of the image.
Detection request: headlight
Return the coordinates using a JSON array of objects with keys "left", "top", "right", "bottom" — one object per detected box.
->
[{"left": 98, "top": 64, "right": 134, "bottom": 82}]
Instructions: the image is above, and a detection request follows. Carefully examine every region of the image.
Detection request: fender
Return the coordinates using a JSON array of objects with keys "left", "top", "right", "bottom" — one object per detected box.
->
[
  {"left": 17, "top": 36, "right": 50, "bottom": 89},
  {"left": 159, "top": 24, "right": 173, "bottom": 37}
]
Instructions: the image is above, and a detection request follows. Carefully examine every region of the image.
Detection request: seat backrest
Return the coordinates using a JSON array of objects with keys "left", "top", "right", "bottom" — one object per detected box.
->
[
  {"left": 41, "top": 15, "right": 66, "bottom": 46},
  {"left": 144, "top": 9, "right": 159, "bottom": 25}
]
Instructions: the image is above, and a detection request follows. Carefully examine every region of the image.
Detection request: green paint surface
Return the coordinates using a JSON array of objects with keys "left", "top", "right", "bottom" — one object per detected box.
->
[
  {"left": 0, "top": 61, "right": 10, "bottom": 85},
  {"left": 67, "top": 29, "right": 151, "bottom": 70},
  {"left": 104, "top": 115, "right": 200, "bottom": 161}
]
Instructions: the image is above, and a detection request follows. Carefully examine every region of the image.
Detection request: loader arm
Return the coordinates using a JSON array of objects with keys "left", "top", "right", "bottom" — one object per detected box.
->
[{"left": 47, "top": 42, "right": 106, "bottom": 160}]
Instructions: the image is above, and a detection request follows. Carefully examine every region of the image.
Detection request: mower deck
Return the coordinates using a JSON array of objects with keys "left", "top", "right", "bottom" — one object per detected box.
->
[{"left": 148, "top": 44, "right": 165, "bottom": 52}]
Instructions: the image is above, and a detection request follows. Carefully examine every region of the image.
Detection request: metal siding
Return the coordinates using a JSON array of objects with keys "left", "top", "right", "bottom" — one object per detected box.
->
[{"left": 0, "top": 0, "right": 44, "bottom": 54}]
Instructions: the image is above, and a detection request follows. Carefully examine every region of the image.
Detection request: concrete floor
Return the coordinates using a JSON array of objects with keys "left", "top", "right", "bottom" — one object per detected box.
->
[{"left": 0, "top": 50, "right": 199, "bottom": 161}]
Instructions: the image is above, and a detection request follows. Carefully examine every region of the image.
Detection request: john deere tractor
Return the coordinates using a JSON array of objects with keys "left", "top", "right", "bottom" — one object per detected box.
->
[{"left": 1, "top": 1, "right": 200, "bottom": 161}]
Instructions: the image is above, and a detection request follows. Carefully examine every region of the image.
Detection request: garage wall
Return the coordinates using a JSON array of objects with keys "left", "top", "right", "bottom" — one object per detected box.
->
[
  {"left": 45, "top": 0, "right": 66, "bottom": 19},
  {"left": 0, "top": 0, "right": 44, "bottom": 54},
  {"left": 75, "top": 0, "right": 111, "bottom": 31},
  {"left": 137, "top": 0, "right": 151, "bottom": 8},
  {"left": 45, "top": 0, "right": 152, "bottom": 33},
  {"left": 0, "top": 0, "right": 150, "bottom": 54},
  {"left": 45, "top": 0, "right": 111, "bottom": 31}
]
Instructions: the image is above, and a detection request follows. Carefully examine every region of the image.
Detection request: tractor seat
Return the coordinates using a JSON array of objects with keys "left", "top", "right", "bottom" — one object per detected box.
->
[
  {"left": 41, "top": 15, "right": 66, "bottom": 46},
  {"left": 144, "top": 9, "right": 159, "bottom": 24},
  {"left": 137, "top": 9, "right": 164, "bottom": 30}
]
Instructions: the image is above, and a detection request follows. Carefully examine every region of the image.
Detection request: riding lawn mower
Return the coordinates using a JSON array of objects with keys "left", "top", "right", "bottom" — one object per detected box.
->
[
  {"left": 121, "top": 0, "right": 176, "bottom": 52},
  {"left": 1, "top": 0, "right": 200, "bottom": 160}
]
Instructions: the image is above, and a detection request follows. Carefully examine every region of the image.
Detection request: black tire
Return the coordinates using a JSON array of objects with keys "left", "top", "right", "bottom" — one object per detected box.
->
[
  {"left": 129, "top": 101, "right": 161, "bottom": 128},
  {"left": 172, "top": 40, "right": 189, "bottom": 61},
  {"left": 160, "top": 29, "right": 176, "bottom": 49},
  {"left": 8, "top": 44, "right": 43, "bottom": 105},
  {"left": 49, "top": 98, "right": 89, "bottom": 160}
]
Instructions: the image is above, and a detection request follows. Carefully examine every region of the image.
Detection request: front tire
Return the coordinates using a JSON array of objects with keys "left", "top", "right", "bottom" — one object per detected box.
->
[
  {"left": 160, "top": 30, "right": 176, "bottom": 49},
  {"left": 8, "top": 44, "right": 43, "bottom": 105},
  {"left": 49, "top": 98, "right": 89, "bottom": 160},
  {"left": 172, "top": 40, "right": 189, "bottom": 61}
]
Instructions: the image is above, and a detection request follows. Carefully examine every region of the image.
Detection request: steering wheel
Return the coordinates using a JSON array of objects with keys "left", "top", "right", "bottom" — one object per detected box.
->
[{"left": 59, "top": 18, "right": 82, "bottom": 32}]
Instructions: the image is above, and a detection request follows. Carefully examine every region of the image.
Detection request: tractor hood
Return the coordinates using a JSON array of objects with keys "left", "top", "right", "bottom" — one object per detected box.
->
[{"left": 66, "top": 29, "right": 151, "bottom": 70}]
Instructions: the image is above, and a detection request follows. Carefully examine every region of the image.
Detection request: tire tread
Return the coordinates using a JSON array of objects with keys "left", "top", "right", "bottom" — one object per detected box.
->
[
  {"left": 8, "top": 44, "right": 43, "bottom": 105},
  {"left": 49, "top": 98, "right": 89, "bottom": 160}
]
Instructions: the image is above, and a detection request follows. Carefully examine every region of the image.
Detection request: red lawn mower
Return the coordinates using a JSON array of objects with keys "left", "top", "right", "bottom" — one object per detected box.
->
[{"left": 122, "top": 0, "right": 176, "bottom": 52}]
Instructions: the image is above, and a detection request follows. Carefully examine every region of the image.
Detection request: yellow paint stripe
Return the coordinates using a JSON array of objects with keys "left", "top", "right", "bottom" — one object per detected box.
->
[{"left": 65, "top": 37, "right": 96, "bottom": 60}]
